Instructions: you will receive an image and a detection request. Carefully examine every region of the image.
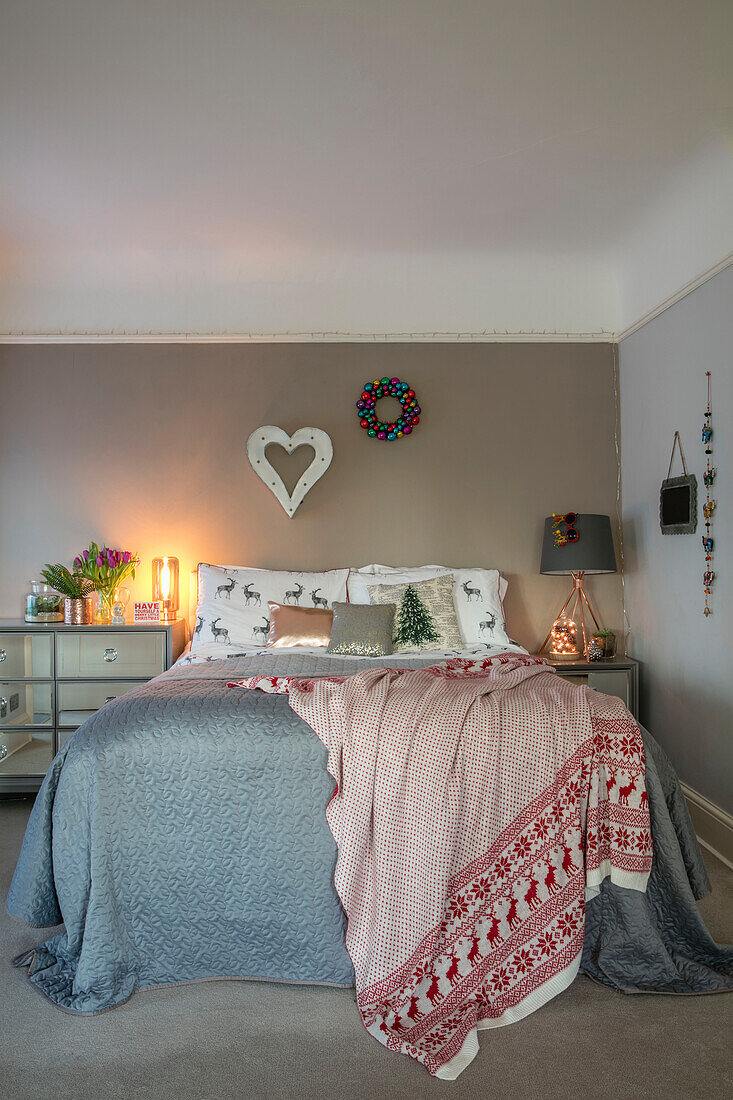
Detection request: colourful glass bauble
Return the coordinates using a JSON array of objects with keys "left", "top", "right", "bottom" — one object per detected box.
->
[
  {"left": 368, "top": 428, "right": 376, "bottom": 437},
  {"left": 360, "top": 419, "right": 368, "bottom": 428}
]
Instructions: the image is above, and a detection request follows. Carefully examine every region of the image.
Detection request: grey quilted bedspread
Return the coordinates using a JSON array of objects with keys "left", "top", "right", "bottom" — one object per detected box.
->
[{"left": 7, "top": 654, "right": 733, "bottom": 1013}]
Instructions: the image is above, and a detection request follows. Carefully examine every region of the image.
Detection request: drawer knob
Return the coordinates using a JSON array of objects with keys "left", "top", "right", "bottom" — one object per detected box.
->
[
  {"left": 103, "top": 647, "right": 118, "bottom": 663},
  {"left": 0, "top": 649, "right": 6, "bottom": 662}
]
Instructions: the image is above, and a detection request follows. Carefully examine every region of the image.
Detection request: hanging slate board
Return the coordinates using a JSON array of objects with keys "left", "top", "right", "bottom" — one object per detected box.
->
[{"left": 660, "top": 431, "right": 697, "bottom": 534}]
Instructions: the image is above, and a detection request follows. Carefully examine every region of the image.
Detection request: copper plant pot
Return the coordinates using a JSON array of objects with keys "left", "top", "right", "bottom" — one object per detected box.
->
[{"left": 64, "top": 597, "right": 94, "bottom": 625}]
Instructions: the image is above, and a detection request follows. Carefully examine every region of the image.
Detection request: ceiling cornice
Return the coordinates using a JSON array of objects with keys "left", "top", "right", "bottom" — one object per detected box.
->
[{"left": 0, "top": 330, "right": 615, "bottom": 344}]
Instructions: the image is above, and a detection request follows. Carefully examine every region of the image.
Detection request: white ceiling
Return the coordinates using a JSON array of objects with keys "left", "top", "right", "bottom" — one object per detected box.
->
[{"left": 1, "top": 0, "right": 731, "bottom": 336}]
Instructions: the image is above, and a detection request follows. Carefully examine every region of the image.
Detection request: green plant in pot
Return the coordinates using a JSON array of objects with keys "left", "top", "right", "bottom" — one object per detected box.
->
[{"left": 40, "top": 564, "right": 96, "bottom": 625}]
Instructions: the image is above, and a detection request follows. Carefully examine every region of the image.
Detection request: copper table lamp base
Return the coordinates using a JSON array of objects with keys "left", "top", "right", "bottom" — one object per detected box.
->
[{"left": 540, "top": 571, "right": 601, "bottom": 660}]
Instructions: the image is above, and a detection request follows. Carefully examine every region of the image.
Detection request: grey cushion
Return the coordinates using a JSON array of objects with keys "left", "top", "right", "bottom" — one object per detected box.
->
[{"left": 327, "top": 602, "right": 396, "bottom": 656}]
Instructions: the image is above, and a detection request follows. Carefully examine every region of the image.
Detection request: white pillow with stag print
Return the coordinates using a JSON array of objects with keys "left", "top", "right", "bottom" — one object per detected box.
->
[{"left": 192, "top": 564, "right": 349, "bottom": 650}]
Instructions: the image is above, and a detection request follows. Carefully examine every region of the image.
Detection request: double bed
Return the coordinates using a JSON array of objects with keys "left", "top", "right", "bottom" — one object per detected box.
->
[{"left": 8, "top": 570, "right": 733, "bottom": 1076}]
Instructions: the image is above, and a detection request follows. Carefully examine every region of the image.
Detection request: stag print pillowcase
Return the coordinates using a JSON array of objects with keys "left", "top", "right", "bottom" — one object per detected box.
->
[
  {"left": 450, "top": 568, "right": 510, "bottom": 648},
  {"left": 192, "top": 564, "right": 349, "bottom": 650}
]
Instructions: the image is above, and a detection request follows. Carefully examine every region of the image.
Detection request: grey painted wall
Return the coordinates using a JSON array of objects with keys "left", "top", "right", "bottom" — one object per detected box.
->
[
  {"left": 0, "top": 342, "right": 622, "bottom": 652},
  {"left": 620, "top": 266, "right": 732, "bottom": 813}
]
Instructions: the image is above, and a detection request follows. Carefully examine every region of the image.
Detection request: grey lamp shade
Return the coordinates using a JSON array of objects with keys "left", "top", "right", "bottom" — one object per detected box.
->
[{"left": 540, "top": 514, "right": 617, "bottom": 575}]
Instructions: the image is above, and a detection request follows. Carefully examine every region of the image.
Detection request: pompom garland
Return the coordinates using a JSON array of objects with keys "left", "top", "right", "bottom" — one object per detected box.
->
[{"left": 355, "top": 377, "right": 421, "bottom": 441}]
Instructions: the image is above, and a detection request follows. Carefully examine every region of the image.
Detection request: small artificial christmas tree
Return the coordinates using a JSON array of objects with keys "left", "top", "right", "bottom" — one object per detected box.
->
[{"left": 394, "top": 584, "right": 440, "bottom": 648}]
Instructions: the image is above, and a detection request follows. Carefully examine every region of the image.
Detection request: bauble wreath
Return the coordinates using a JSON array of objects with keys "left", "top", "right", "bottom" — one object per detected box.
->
[{"left": 355, "top": 377, "right": 421, "bottom": 441}]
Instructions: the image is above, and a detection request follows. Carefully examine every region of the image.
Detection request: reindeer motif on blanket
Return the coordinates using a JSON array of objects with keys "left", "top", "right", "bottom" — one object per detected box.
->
[
  {"left": 445, "top": 952, "right": 461, "bottom": 986},
  {"left": 505, "top": 895, "right": 520, "bottom": 930},
  {"left": 544, "top": 864, "right": 559, "bottom": 895},
  {"left": 467, "top": 936, "right": 481, "bottom": 967},
  {"left": 210, "top": 618, "right": 230, "bottom": 644},
  {"left": 484, "top": 913, "right": 501, "bottom": 947},
  {"left": 425, "top": 972, "right": 442, "bottom": 1006},
  {"left": 242, "top": 583, "right": 261, "bottom": 606},
  {"left": 216, "top": 577, "right": 236, "bottom": 600},
  {"left": 618, "top": 776, "right": 637, "bottom": 805},
  {"left": 194, "top": 615, "right": 204, "bottom": 638},
  {"left": 462, "top": 580, "right": 481, "bottom": 602},
  {"left": 406, "top": 994, "right": 422, "bottom": 1022},
  {"left": 562, "top": 845, "right": 579, "bottom": 877},
  {"left": 252, "top": 617, "right": 270, "bottom": 643},
  {"left": 523, "top": 875, "right": 541, "bottom": 910},
  {"left": 479, "top": 612, "right": 497, "bottom": 634},
  {"left": 311, "top": 588, "right": 329, "bottom": 609},
  {"left": 284, "top": 582, "right": 304, "bottom": 605}
]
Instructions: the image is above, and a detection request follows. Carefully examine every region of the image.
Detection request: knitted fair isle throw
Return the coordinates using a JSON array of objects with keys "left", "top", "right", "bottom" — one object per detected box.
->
[{"left": 229, "top": 654, "right": 652, "bottom": 1078}]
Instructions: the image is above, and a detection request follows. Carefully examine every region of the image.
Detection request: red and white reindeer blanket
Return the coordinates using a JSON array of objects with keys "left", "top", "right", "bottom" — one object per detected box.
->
[{"left": 229, "top": 654, "right": 652, "bottom": 1078}]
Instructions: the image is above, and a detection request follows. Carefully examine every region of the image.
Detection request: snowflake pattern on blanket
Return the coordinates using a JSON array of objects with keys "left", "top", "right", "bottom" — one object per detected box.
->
[{"left": 228, "top": 653, "right": 652, "bottom": 1079}]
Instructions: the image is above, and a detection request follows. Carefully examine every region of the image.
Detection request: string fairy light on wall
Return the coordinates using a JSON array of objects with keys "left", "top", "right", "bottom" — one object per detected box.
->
[{"left": 701, "top": 371, "right": 716, "bottom": 616}]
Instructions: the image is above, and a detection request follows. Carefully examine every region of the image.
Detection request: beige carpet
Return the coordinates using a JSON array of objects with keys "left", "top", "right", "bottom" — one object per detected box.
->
[{"left": 2, "top": 796, "right": 732, "bottom": 1100}]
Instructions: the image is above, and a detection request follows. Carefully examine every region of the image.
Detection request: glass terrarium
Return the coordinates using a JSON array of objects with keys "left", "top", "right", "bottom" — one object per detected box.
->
[{"left": 25, "top": 581, "right": 64, "bottom": 623}]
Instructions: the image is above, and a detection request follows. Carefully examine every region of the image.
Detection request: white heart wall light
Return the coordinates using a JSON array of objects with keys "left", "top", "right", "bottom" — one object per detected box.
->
[{"left": 246, "top": 426, "right": 333, "bottom": 518}]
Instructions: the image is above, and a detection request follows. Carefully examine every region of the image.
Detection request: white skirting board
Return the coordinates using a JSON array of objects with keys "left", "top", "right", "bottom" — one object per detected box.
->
[{"left": 681, "top": 783, "right": 733, "bottom": 871}]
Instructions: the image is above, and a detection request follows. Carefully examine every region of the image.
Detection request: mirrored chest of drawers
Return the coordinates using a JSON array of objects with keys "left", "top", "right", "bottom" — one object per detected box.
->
[{"left": 0, "top": 619, "right": 187, "bottom": 793}]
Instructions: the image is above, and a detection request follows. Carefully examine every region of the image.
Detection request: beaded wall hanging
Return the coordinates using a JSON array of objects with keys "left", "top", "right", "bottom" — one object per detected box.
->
[{"left": 702, "top": 371, "right": 716, "bottom": 616}]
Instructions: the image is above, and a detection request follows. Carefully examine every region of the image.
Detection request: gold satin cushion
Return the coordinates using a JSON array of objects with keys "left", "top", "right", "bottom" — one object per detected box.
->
[{"left": 266, "top": 602, "right": 333, "bottom": 648}]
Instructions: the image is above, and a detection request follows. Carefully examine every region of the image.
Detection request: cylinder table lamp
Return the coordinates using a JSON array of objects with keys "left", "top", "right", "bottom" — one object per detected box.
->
[
  {"left": 152, "top": 556, "right": 179, "bottom": 623},
  {"left": 539, "top": 515, "right": 616, "bottom": 659}
]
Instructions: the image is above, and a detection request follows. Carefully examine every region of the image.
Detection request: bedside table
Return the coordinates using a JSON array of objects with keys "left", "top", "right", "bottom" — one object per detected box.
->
[
  {"left": 0, "top": 618, "right": 187, "bottom": 794},
  {"left": 544, "top": 656, "right": 639, "bottom": 719}
]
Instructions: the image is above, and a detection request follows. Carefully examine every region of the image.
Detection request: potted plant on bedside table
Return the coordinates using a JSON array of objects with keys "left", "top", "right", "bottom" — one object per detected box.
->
[{"left": 40, "top": 564, "right": 96, "bottom": 625}]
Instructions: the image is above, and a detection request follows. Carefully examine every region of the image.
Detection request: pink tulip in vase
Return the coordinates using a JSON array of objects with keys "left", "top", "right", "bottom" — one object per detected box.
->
[{"left": 73, "top": 542, "right": 140, "bottom": 625}]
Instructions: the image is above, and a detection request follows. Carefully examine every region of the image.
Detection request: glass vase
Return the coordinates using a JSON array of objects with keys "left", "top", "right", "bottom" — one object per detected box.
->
[{"left": 94, "top": 587, "right": 117, "bottom": 625}]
